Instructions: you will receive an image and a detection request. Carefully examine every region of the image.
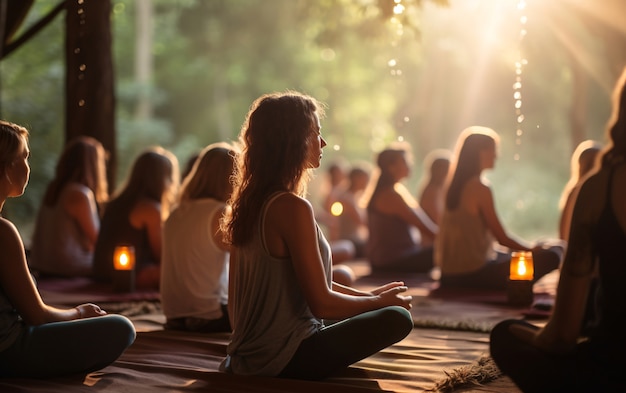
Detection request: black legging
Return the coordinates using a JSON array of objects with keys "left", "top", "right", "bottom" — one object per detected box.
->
[
  {"left": 490, "top": 319, "right": 626, "bottom": 393},
  {"left": 0, "top": 314, "right": 135, "bottom": 378},
  {"left": 279, "top": 306, "right": 413, "bottom": 380}
]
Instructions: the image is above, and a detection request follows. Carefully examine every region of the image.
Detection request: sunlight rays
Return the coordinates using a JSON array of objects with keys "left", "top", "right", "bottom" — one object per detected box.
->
[
  {"left": 458, "top": 2, "right": 515, "bottom": 131},
  {"left": 539, "top": 0, "right": 615, "bottom": 92}
]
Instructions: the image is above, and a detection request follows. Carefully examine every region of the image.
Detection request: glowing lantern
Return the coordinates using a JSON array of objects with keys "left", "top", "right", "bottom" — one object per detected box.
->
[
  {"left": 507, "top": 251, "right": 534, "bottom": 306},
  {"left": 114, "top": 246, "right": 135, "bottom": 271},
  {"left": 113, "top": 245, "right": 135, "bottom": 292},
  {"left": 509, "top": 251, "right": 534, "bottom": 281}
]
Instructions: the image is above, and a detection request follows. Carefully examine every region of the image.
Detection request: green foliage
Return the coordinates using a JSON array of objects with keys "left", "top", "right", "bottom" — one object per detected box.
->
[
  {"left": 1, "top": 0, "right": 623, "bottom": 245},
  {"left": 0, "top": 3, "right": 65, "bottom": 242}
]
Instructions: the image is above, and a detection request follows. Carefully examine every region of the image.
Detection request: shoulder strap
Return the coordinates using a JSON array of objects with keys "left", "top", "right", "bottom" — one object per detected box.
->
[{"left": 259, "top": 191, "right": 288, "bottom": 253}]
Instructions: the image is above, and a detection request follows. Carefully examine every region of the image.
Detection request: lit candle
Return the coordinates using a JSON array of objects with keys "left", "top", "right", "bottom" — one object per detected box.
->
[
  {"left": 113, "top": 245, "right": 135, "bottom": 292},
  {"left": 509, "top": 251, "right": 534, "bottom": 281},
  {"left": 507, "top": 251, "right": 534, "bottom": 306},
  {"left": 113, "top": 246, "right": 135, "bottom": 271}
]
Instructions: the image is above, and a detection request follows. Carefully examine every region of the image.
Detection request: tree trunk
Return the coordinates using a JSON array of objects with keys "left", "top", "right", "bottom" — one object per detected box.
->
[{"left": 65, "top": 0, "right": 117, "bottom": 191}]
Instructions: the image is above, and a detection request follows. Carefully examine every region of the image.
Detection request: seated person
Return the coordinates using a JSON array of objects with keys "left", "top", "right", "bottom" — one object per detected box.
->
[
  {"left": 93, "top": 146, "right": 179, "bottom": 290},
  {"left": 0, "top": 120, "right": 135, "bottom": 378},
  {"left": 321, "top": 160, "right": 348, "bottom": 237},
  {"left": 365, "top": 143, "right": 438, "bottom": 273},
  {"left": 316, "top": 160, "right": 356, "bottom": 265},
  {"left": 29, "top": 136, "right": 108, "bottom": 277},
  {"left": 333, "top": 165, "right": 370, "bottom": 258},
  {"left": 435, "top": 127, "right": 563, "bottom": 290},
  {"left": 558, "top": 139, "right": 601, "bottom": 241},
  {"left": 161, "top": 143, "right": 236, "bottom": 333},
  {"left": 417, "top": 149, "right": 451, "bottom": 247},
  {"left": 490, "top": 67, "right": 626, "bottom": 392},
  {"left": 220, "top": 91, "right": 413, "bottom": 380}
]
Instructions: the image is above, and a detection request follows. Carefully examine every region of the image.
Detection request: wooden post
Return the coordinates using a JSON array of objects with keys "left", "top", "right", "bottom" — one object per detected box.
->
[{"left": 65, "top": 0, "right": 117, "bottom": 192}]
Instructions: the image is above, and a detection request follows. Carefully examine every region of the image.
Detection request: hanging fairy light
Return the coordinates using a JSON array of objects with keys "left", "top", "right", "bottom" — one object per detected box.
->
[
  {"left": 389, "top": 0, "right": 407, "bottom": 143},
  {"left": 388, "top": 0, "right": 404, "bottom": 78},
  {"left": 513, "top": 0, "right": 528, "bottom": 161},
  {"left": 75, "top": 0, "right": 87, "bottom": 109}
]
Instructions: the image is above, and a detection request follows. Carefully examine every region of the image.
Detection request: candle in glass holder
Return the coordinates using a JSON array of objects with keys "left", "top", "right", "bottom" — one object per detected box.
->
[
  {"left": 509, "top": 251, "right": 534, "bottom": 281},
  {"left": 507, "top": 251, "right": 534, "bottom": 306},
  {"left": 113, "top": 245, "right": 135, "bottom": 292}
]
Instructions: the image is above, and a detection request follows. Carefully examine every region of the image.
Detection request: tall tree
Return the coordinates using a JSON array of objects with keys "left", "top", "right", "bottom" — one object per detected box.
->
[{"left": 65, "top": 0, "right": 117, "bottom": 189}]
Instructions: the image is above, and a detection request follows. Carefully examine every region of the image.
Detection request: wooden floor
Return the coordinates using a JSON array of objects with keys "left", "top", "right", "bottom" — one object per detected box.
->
[{"left": 10, "top": 260, "right": 557, "bottom": 392}]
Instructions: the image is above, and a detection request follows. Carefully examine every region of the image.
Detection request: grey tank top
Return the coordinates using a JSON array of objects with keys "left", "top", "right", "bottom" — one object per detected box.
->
[
  {"left": 221, "top": 192, "right": 332, "bottom": 376},
  {"left": 29, "top": 199, "right": 93, "bottom": 276}
]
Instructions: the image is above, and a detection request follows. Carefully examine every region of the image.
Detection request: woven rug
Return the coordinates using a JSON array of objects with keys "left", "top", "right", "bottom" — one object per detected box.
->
[{"left": 410, "top": 296, "right": 532, "bottom": 333}]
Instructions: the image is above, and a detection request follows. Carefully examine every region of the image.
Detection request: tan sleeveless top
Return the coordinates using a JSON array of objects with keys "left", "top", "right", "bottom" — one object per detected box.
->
[{"left": 434, "top": 207, "right": 496, "bottom": 274}]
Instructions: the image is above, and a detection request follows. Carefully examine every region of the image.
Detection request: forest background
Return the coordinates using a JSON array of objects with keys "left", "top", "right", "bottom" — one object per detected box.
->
[{"left": 1, "top": 0, "right": 625, "bottom": 246}]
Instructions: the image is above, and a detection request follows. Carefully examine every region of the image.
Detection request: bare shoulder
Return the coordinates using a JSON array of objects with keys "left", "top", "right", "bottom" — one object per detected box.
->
[
  {"left": 469, "top": 176, "right": 489, "bottom": 190},
  {"left": 62, "top": 183, "right": 94, "bottom": 204},
  {"left": 376, "top": 186, "right": 403, "bottom": 205},
  {"left": 64, "top": 182, "right": 92, "bottom": 196},
  {"left": 264, "top": 193, "right": 316, "bottom": 258},
  {"left": 576, "top": 167, "right": 622, "bottom": 220},
  {"left": 0, "top": 217, "right": 22, "bottom": 253},
  {"left": 267, "top": 192, "right": 313, "bottom": 220},
  {"left": 0, "top": 217, "right": 18, "bottom": 237},
  {"left": 130, "top": 198, "right": 162, "bottom": 227},
  {"left": 463, "top": 176, "right": 491, "bottom": 198},
  {"left": 134, "top": 198, "right": 162, "bottom": 214}
]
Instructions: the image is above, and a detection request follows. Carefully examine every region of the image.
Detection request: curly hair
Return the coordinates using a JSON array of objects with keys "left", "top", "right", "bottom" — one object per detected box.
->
[{"left": 223, "top": 91, "right": 324, "bottom": 246}]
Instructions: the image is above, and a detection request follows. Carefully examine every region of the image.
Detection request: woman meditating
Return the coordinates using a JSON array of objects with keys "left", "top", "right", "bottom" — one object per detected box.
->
[
  {"left": 434, "top": 127, "right": 563, "bottom": 290},
  {"left": 558, "top": 139, "right": 602, "bottom": 241},
  {"left": 161, "top": 142, "right": 236, "bottom": 333},
  {"left": 220, "top": 91, "right": 413, "bottom": 380},
  {"left": 417, "top": 149, "right": 451, "bottom": 248},
  {"left": 93, "top": 146, "right": 179, "bottom": 290},
  {"left": 490, "top": 67, "right": 626, "bottom": 392},
  {"left": 365, "top": 143, "right": 438, "bottom": 273},
  {"left": 29, "top": 136, "right": 108, "bottom": 277},
  {"left": 0, "top": 120, "right": 135, "bottom": 378}
]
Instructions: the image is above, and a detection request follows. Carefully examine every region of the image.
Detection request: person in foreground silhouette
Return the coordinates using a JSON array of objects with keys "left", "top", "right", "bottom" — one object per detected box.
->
[
  {"left": 0, "top": 120, "right": 135, "bottom": 378},
  {"left": 490, "top": 67, "right": 626, "bottom": 393}
]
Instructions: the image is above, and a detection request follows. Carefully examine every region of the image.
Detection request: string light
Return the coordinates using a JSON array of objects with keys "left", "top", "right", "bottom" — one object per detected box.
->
[
  {"left": 75, "top": 0, "right": 87, "bottom": 109},
  {"left": 513, "top": 0, "right": 527, "bottom": 161},
  {"left": 389, "top": 0, "right": 406, "bottom": 143}
]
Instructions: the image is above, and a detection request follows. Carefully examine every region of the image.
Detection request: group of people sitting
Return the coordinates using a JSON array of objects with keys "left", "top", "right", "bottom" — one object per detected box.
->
[
  {"left": 322, "top": 128, "right": 565, "bottom": 291},
  {"left": 1, "top": 67, "right": 625, "bottom": 390}
]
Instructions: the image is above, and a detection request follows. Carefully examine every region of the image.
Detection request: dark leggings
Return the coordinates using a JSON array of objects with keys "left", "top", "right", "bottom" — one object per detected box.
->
[
  {"left": 440, "top": 247, "right": 562, "bottom": 291},
  {"left": 490, "top": 319, "right": 625, "bottom": 393},
  {"left": 279, "top": 306, "right": 413, "bottom": 380},
  {"left": 0, "top": 314, "right": 136, "bottom": 378}
]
